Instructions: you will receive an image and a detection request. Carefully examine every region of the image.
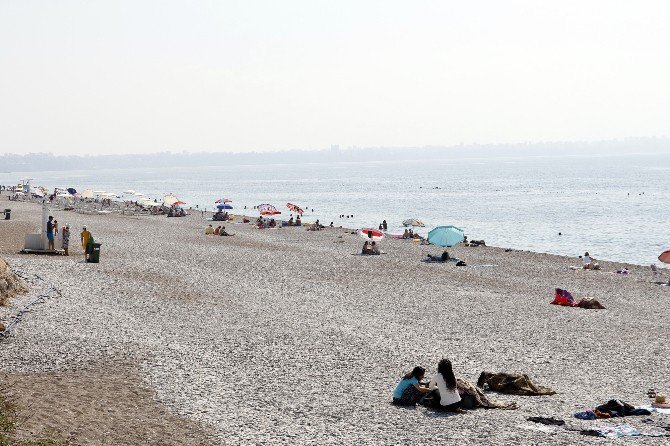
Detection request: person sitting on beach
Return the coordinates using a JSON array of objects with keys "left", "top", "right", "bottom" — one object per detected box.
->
[
  {"left": 220, "top": 226, "right": 231, "bottom": 236},
  {"left": 288, "top": 216, "right": 294, "bottom": 226},
  {"left": 427, "top": 359, "right": 465, "bottom": 413},
  {"left": 402, "top": 229, "right": 410, "bottom": 239},
  {"left": 295, "top": 216, "right": 302, "bottom": 226},
  {"left": 581, "top": 252, "right": 600, "bottom": 270},
  {"left": 362, "top": 241, "right": 372, "bottom": 255},
  {"left": 370, "top": 241, "right": 380, "bottom": 255},
  {"left": 269, "top": 218, "right": 276, "bottom": 228},
  {"left": 392, "top": 366, "right": 432, "bottom": 406},
  {"left": 214, "top": 226, "right": 221, "bottom": 235},
  {"left": 427, "top": 251, "right": 450, "bottom": 262},
  {"left": 205, "top": 224, "right": 214, "bottom": 235}
]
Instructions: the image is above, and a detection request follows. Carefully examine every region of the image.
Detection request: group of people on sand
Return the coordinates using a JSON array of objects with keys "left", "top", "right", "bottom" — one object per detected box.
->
[
  {"left": 393, "top": 359, "right": 465, "bottom": 413},
  {"left": 287, "top": 215, "right": 302, "bottom": 226},
  {"left": 205, "top": 224, "right": 232, "bottom": 236},
  {"left": 212, "top": 210, "right": 229, "bottom": 221},
  {"left": 361, "top": 240, "right": 381, "bottom": 255},
  {"left": 167, "top": 206, "right": 187, "bottom": 217},
  {"left": 46, "top": 215, "right": 93, "bottom": 258}
]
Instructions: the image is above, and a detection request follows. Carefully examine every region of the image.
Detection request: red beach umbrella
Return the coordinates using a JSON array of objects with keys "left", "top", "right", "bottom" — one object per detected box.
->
[
  {"left": 215, "top": 198, "right": 232, "bottom": 203},
  {"left": 658, "top": 249, "right": 670, "bottom": 264}
]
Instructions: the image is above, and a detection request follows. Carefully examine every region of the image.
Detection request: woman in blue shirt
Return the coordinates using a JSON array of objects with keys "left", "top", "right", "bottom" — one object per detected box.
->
[{"left": 392, "top": 366, "right": 431, "bottom": 406}]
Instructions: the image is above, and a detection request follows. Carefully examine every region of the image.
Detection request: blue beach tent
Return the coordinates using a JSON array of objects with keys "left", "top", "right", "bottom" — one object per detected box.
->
[{"left": 427, "top": 226, "right": 465, "bottom": 247}]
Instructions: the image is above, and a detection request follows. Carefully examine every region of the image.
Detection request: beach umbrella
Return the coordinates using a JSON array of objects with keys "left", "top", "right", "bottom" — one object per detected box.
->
[
  {"left": 428, "top": 226, "right": 465, "bottom": 247},
  {"left": 123, "top": 190, "right": 136, "bottom": 195},
  {"left": 659, "top": 249, "right": 670, "bottom": 264},
  {"left": 403, "top": 218, "right": 425, "bottom": 227},
  {"left": 172, "top": 200, "right": 187, "bottom": 206},
  {"left": 359, "top": 228, "right": 384, "bottom": 240},
  {"left": 257, "top": 204, "right": 281, "bottom": 215},
  {"left": 286, "top": 203, "right": 304, "bottom": 215},
  {"left": 215, "top": 198, "right": 232, "bottom": 204},
  {"left": 67, "top": 188, "right": 77, "bottom": 195},
  {"left": 163, "top": 194, "right": 182, "bottom": 205},
  {"left": 216, "top": 203, "right": 233, "bottom": 210}
]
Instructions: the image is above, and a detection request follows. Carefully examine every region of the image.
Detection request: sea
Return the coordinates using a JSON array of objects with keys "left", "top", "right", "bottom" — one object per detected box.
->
[{"left": 2, "top": 151, "right": 669, "bottom": 266}]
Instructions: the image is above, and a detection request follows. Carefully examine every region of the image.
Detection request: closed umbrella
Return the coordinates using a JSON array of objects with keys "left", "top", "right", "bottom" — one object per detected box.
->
[{"left": 427, "top": 226, "right": 465, "bottom": 247}]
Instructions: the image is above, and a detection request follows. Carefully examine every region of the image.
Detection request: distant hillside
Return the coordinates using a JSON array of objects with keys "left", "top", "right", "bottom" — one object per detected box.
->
[{"left": 1, "top": 138, "right": 669, "bottom": 172}]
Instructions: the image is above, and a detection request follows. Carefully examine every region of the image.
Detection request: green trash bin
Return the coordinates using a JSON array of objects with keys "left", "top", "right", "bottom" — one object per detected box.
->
[{"left": 87, "top": 243, "right": 102, "bottom": 263}]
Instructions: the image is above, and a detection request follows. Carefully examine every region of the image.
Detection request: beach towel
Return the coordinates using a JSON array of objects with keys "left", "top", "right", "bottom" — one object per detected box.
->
[
  {"left": 580, "top": 424, "right": 641, "bottom": 438},
  {"left": 476, "top": 372, "right": 556, "bottom": 396},
  {"left": 456, "top": 378, "right": 518, "bottom": 410}
]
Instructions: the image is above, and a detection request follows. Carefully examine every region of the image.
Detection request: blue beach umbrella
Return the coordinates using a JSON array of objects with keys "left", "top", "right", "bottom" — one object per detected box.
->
[
  {"left": 427, "top": 225, "right": 465, "bottom": 247},
  {"left": 216, "top": 203, "right": 233, "bottom": 210}
]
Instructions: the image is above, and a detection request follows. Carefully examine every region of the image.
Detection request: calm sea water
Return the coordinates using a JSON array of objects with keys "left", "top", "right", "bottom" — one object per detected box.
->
[{"left": 2, "top": 152, "right": 669, "bottom": 266}]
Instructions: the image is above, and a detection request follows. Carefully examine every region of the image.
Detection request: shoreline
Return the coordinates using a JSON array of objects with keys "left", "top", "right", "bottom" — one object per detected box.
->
[{"left": 1, "top": 197, "right": 669, "bottom": 445}]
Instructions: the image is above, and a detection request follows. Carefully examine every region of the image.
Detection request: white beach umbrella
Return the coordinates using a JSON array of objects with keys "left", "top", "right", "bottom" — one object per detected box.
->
[{"left": 163, "top": 194, "right": 181, "bottom": 205}]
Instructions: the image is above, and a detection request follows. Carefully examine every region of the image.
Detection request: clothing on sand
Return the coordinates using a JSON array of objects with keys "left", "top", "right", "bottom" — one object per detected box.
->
[
  {"left": 456, "top": 378, "right": 518, "bottom": 410},
  {"left": 476, "top": 372, "right": 556, "bottom": 396},
  {"left": 551, "top": 288, "right": 605, "bottom": 309}
]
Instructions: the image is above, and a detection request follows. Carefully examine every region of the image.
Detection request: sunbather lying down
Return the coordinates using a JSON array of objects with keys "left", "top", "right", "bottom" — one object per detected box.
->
[
  {"left": 552, "top": 288, "right": 605, "bottom": 309},
  {"left": 426, "top": 251, "right": 450, "bottom": 262}
]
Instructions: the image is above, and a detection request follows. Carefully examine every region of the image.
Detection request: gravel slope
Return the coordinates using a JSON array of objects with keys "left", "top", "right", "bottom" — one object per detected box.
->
[{"left": 1, "top": 198, "right": 669, "bottom": 445}]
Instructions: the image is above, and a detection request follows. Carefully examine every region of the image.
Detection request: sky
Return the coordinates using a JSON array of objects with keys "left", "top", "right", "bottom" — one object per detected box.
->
[{"left": 1, "top": 0, "right": 669, "bottom": 155}]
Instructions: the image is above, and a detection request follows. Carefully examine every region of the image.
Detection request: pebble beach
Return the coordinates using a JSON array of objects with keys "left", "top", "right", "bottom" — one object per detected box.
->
[{"left": 1, "top": 197, "right": 669, "bottom": 445}]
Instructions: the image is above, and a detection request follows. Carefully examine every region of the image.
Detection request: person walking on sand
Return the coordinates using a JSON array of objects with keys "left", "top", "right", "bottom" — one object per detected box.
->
[
  {"left": 62, "top": 224, "right": 70, "bottom": 256},
  {"left": 46, "top": 216, "right": 55, "bottom": 251},
  {"left": 81, "top": 226, "right": 91, "bottom": 261}
]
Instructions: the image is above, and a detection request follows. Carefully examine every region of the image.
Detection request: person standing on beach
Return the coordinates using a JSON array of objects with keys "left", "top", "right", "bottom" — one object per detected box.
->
[
  {"left": 62, "top": 225, "right": 70, "bottom": 256},
  {"left": 81, "top": 226, "right": 91, "bottom": 260},
  {"left": 382, "top": 220, "right": 388, "bottom": 231},
  {"left": 46, "top": 216, "right": 55, "bottom": 251}
]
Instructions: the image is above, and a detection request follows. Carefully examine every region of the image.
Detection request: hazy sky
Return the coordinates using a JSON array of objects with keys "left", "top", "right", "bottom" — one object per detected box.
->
[{"left": 1, "top": 1, "right": 669, "bottom": 155}]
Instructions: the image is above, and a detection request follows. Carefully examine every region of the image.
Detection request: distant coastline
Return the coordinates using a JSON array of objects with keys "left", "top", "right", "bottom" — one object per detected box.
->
[{"left": 2, "top": 137, "right": 670, "bottom": 173}]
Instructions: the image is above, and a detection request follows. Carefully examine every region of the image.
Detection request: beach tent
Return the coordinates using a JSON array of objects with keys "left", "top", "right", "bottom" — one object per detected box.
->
[
  {"left": 286, "top": 203, "right": 304, "bottom": 215},
  {"left": 427, "top": 226, "right": 465, "bottom": 247},
  {"left": 257, "top": 204, "right": 281, "bottom": 215},
  {"left": 403, "top": 218, "right": 425, "bottom": 227},
  {"left": 359, "top": 228, "right": 384, "bottom": 240}
]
